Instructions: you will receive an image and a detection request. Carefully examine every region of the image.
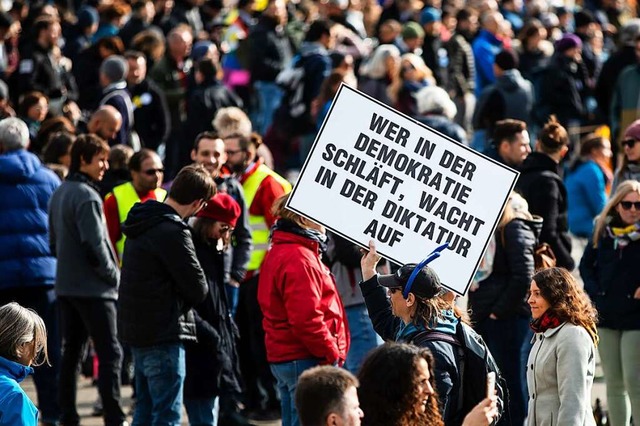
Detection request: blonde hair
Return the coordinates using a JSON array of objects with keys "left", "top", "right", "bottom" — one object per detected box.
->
[
  {"left": 498, "top": 192, "right": 533, "bottom": 229},
  {"left": 400, "top": 53, "right": 435, "bottom": 84},
  {"left": 0, "top": 303, "right": 49, "bottom": 366},
  {"left": 592, "top": 180, "right": 640, "bottom": 247},
  {"left": 271, "top": 193, "right": 306, "bottom": 228},
  {"left": 212, "top": 107, "right": 252, "bottom": 138}
]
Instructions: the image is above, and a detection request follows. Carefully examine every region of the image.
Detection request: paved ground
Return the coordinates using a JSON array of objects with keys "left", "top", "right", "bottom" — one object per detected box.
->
[
  {"left": 22, "top": 377, "right": 281, "bottom": 426},
  {"left": 23, "top": 372, "right": 606, "bottom": 426}
]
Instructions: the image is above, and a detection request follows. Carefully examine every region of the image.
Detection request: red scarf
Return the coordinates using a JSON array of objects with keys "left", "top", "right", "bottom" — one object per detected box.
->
[{"left": 530, "top": 310, "right": 563, "bottom": 334}]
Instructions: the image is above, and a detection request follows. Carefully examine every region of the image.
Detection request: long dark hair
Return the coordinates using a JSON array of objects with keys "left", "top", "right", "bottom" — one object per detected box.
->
[
  {"left": 532, "top": 267, "right": 598, "bottom": 345},
  {"left": 358, "top": 343, "right": 443, "bottom": 426}
]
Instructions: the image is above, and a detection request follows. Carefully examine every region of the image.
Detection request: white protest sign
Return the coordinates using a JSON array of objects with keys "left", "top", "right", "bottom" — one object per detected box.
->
[{"left": 286, "top": 84, "right": 518, "bottom": 295}]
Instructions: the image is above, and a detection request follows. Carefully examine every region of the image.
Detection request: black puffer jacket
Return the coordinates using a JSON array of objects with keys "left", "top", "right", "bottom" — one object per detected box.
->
[
  {"left": 469, "top": 217, "right": 539, "bottom": 323},
  {"left": 516, "top": 152, "right": 575, "bottom": 270},
  {"left": 249, "top": 16, "right": 294, "bottom": 83},
  {"left": 580, "top": 230, "right": 640, "bottom": 331},
  {"left": 118, "top": 200, "right": 208, "bottom": 347},
  {"left": 184, "top": 237, "right": 242, "bottom": 399}
]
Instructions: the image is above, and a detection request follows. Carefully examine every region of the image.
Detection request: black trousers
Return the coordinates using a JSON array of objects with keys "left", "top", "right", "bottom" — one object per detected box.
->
[
  {"left": 58, "top": 296, "right": 125, "bottom": 426},
  {"left": 236, "top": 274, "right": 279, "bottom": 412}
]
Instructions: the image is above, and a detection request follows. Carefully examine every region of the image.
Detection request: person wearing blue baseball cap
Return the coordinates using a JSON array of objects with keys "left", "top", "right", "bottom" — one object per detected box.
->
[{"left": 358, "top": 240, "right": 466, "bottom": 424}]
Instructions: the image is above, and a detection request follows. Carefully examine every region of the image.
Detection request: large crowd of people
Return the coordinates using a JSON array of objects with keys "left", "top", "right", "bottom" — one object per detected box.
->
[{"left": 0, "top": 0, "right": 640, "bottom": 425}]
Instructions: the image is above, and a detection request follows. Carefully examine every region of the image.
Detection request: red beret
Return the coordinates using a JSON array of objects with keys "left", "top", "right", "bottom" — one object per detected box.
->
[{"left": 196, "top": 193, "right": 241, "bottom": 227}]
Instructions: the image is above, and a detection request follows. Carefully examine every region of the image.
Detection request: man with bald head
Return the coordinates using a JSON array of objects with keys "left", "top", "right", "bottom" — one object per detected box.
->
[
  {"left": 150, "top": 24, "right": 194, "bottom": 177},
  {"left": 88, "top": 106, "right": 123, "bottom": 145},
  {"left": 472, "top": 11, "right": 505, "bottom": 97}
]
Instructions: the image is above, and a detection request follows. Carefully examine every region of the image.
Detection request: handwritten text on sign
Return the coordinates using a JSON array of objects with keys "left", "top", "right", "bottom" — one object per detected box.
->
[{"left": 286, "top": 85, "right": 518, "bottom": 295}]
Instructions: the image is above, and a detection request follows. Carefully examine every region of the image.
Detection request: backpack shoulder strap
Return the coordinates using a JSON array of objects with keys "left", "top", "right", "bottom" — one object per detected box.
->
[{"left": 411, "top": 330, "right": 462, "bottom": 347}]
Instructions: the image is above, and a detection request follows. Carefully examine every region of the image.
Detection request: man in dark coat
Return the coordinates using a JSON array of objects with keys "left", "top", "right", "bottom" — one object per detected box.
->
[
  {"left": 185, "top": 58, "right": 242, "bottom": 150},
  {"left": 118, "top": 0, "right": 155, "bottom": 47},
  {"left": 99, "top": 55, "right": 135, "bottom": 147},
  {"left": 125, "top": 50, "right": 170, "bottom": 151},
  {"left": 118, "top": 164, "right": 215, "bottom": 425}
]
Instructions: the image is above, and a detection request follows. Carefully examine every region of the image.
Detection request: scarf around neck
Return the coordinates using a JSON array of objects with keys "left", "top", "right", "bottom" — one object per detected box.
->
[
  {"left": 530, "top": 310, "right": 562, "bottom": 334},
  {"left": 272, "top": 218, "right": 328, "bottom": 253},
  {"left": 607, "top": 221, "right": 640, "bottom": 250}
]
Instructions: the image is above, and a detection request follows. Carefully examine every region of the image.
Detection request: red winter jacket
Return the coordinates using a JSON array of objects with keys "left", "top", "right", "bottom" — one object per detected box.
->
[{"left": 258, "top": 230, "right": 349, "bottom": 365}]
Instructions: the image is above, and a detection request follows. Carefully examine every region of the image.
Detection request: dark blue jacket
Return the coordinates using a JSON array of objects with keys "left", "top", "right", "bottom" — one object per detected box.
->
[
  {"left": 0, "top": 150, "right": 59, "bottom": 291},
  {"left": 580, "top": 232, "right": 640, "bottom": 330},
  {"left": 360, "top": 276, "right": 462, "bottom": 425},
  {"left": 468, "top": 217, "right": 539, "bottom": 322},
  {"left": 0, "top": 356, "right": 37, "bottom": 426}
]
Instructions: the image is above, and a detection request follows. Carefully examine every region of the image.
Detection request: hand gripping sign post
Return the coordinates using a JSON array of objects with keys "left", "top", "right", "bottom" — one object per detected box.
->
[{"left": 286, "top": 84, "right": 519, "bottom": 295}]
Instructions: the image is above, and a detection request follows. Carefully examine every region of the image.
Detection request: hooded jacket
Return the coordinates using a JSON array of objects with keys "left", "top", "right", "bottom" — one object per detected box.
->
[
  {"left": 0, "top": 150, "right": 59, "bottom": 290},
  {"left": 469, "top": 217, "right": 540, "bottom": 322},
  {"left": 0, "top": 356, "right": 37, "bottom": 426},
  {"left": 516, "top": 152, "right": 574, "bottom": 270},
  {"left": 118, "top": 200, "right": 208, "bottom": 347},
  {"left": 473, "top": 69, "right": 534, "bottom": 132}
]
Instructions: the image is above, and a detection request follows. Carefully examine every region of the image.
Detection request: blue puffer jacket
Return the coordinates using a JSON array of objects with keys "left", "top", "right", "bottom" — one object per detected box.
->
[
  {"left": 565, "top": 160, "right": 607, "bottom": 238},
  {"left": 0, "top": 150, "right": 60, "bottom": 290},
  {"left": 0, "top": 355, "right": 37, "bottom": 426}
]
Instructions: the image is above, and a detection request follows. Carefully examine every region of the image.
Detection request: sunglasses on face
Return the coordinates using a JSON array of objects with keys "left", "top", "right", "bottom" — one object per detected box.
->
[
  {"left": 142, "top": 168, "right": 164, "bottom": 176},
  {"left": 622, "top": 139, "right": 638, "bottom": 149},
  {"left": 619, "top": 201, "right": 640, "bottom": 211}
]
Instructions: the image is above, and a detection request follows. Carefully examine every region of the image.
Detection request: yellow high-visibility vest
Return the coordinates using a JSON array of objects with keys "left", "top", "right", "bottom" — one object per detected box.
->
[
  {"left": 111, "top": 182, "right": 167, "bottom": 260},
  {"left": 242, "top": 164, "right": 291, "bottom": 271}
]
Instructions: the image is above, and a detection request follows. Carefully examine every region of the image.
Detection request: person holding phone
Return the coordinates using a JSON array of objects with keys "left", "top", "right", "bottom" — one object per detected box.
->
[
  {"left": 526, "top": 267, "right": 599, "bottom": 426},
  {"left": 579, "top": 180, "right": 640, "bottom": 426}
]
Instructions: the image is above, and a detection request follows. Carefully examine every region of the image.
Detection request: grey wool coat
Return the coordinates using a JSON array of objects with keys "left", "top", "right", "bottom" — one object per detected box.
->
[{"left": 526, "top": 322, "right": 596, "bottom": 426}]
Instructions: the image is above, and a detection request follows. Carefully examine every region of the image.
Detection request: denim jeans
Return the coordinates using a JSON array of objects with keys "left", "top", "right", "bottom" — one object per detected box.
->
[
  {"left": 58, "top": 297, "right": 124, "bottom": 426},
  {"left": 254, "top": 81, "right": 283, "bottom": 135},
  {"left": 0, "top": 287, "right": 61, "bottom": 423},
  {"left": 184, "top": 396, "right": 220, "bottom": 426},
  {"left": 343, "top": 304, "right": 383, "bottom": 374},
  {"left": 132, "top": 342, "right": 185, "bottom": 426},
  {"left": 475, "top": 316, "right": 530, "bottom": 426},
  {"left": 270, "top": 359, "right": 320, "bottom": 426}
]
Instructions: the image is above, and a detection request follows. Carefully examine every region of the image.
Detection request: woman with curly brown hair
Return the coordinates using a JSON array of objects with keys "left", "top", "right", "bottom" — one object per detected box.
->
[
  {"left": 357, "top": 342, "right": 497, "bottom": 426},
  {"left": 526, "top": 267, "right": 599, "bottom": 426}
]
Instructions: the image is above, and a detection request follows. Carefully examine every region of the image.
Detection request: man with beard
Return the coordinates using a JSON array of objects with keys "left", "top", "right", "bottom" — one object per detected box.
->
[
  {"left": 223, "top": 132, "right": 291, "bottom": 421},
  {"left": 104, "top": 149, "right": 167, "bottom": 262},
  {"left": 190, "top": 132, "right": 251, "bottom": 316},
  {"left": 125, "top": 50, "right": 170, "bottom": 151},
  {"left": 446, "top": 8, "right": 478, "bottom": 136}
]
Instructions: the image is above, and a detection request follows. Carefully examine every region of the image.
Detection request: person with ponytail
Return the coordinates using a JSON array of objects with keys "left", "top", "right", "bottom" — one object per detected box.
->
[
  {"left": 516, "top": 115, "right": 574, "bottom": 270},
  {"left": 579, "top": 180, "right": 640, "bottom": 426},
  {"left": 526, "top": 267, "right": 598, "bottom": 426}
]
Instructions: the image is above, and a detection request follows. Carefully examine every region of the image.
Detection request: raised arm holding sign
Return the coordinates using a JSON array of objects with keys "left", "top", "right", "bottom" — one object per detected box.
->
[{"left": 287, "top": 84, "right": 518, "bottom": 295}]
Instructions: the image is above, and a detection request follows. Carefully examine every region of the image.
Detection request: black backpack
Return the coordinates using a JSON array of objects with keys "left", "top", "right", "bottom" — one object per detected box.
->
[{"left": 413, "top": 322, "right": 507, "bottom": 425}]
